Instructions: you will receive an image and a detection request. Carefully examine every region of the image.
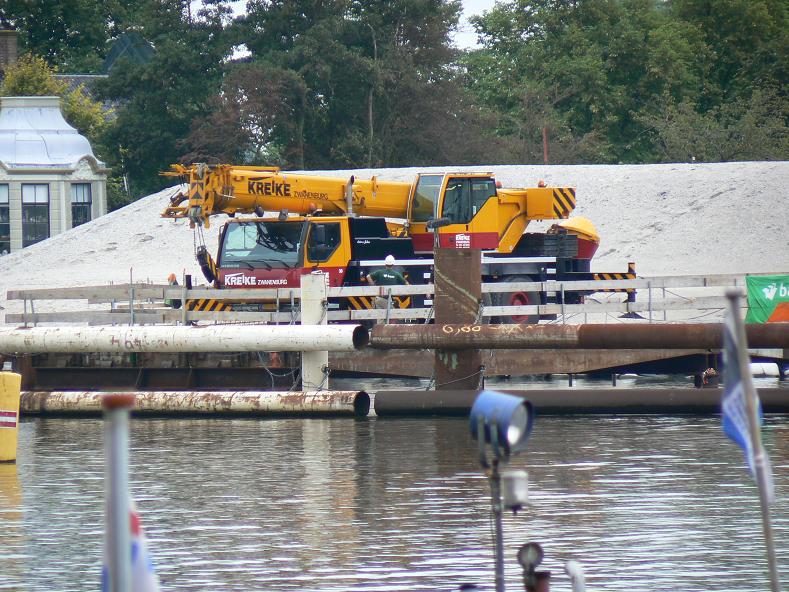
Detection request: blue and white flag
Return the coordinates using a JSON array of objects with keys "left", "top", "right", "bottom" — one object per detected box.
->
[
  {"left": 722, "top": 305, "right": 774, "bottom": 503},
  {"left": 102, "top": 501, "right": 161, "bottom": 592}
]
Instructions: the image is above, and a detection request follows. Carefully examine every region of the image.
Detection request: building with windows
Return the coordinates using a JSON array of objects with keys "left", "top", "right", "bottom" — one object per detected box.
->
[{"left": 0, "top": 96, "right": 108, "bottom": 253}]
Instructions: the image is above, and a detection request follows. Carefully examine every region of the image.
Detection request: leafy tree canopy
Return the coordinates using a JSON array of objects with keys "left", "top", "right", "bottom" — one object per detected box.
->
[
  {"left": 465, "top": 0, "right": 788, "bottom": 163},
  {"left": 0, "top": 53, "right": 108, "bottom": 142}
]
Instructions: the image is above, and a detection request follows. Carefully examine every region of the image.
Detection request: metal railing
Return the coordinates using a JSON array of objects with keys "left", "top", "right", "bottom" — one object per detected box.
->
[{"left": 5, "top": 272, "right": 781, "bottom": 327}]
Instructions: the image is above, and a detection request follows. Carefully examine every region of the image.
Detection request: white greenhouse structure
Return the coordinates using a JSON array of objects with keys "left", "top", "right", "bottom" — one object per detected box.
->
[{"left": 0, "top": 95, "right": 108, "bottom": 253}]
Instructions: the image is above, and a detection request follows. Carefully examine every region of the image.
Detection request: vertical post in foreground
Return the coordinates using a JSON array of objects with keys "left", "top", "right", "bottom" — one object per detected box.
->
[
  {"left": 0, "top": 370, "right": 21, "bottom": 463},
  {"left": 434, "top": 249, "right": 483, "bottom": 390},
  {"left": 301, "top": 272, "right": 329, "bottom": 390},
  {"left": 726, "top": 292, "right": 780, "bottom": 592},
  {"left": 103, "top": 393, "right": 135, "bottom": 592}
]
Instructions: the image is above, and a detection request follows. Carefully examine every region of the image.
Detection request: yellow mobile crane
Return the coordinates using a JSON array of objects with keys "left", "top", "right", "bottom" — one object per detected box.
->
[{"left": 163, "top": 163, "right": 625, "bottom": 322}]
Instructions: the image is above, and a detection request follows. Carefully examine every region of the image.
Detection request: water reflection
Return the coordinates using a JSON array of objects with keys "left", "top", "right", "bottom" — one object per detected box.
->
[{"left": 2, "top": 394, "right": 788, "bottom": 591}]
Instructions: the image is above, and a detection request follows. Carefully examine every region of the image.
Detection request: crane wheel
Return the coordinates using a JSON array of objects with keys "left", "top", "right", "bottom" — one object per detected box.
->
[{"left": 493, "top": 275, "right": 540, "bottom": 324}]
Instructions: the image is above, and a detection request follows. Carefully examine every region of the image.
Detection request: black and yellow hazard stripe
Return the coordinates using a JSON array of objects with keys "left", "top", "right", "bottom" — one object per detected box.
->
[
  {"left": 348, "top": 296, "right": 373, "bottom": 310},
  {"left": 347, "top": 295, "right": 412, "bottom": 310},
  {"left": 397, "top": 296, "right": 412, "bottom": 308},
  {"left": 552, "top": 188, "right": 576, "bottom": 218},
  {"left": 594, "top": 262, "right": 637, "bottom": 297},
  {"left": 186, "top": 299, "right": 231, "bottom": 312}
]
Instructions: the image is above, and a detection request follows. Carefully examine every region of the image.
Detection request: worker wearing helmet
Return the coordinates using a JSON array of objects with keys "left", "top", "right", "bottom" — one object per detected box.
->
[
  {"left": 367, "top": 255, "right": 408, "bottom": 322},
  {"left": 367, "top": 255, "right": 407, "bottom": 287},
  {"left": 165, "top": 273, "right": 182, "bottom": 310}
]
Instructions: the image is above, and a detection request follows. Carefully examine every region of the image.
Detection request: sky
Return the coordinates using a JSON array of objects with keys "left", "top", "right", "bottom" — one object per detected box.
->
[{"left": 456, "top": 0, "right": 498, "bottom": 49}]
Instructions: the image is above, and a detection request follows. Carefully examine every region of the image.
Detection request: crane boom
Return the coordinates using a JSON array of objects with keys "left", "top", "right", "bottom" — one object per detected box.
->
[{"left": 163, "top": 163, "right": 413, "bottom": 228}]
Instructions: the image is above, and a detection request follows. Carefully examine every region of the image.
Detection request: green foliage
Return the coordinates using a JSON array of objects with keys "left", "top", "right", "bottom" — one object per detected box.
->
[
  {"left": 0, "top": 54, "right": 109, "bottom": 144},
  {"left": 668, "top": 0, "right": 788, "bottom": 105},
  {"left": 0, "top": 53, "right": 67, "bottom": 95},
  {"left": 465, "top": 0, "right": 788, "bottom": 163},
  {"left": 0, "top": 0, "right": 139, "bottom": 72},
  {"left": 106, "top": 175, "right": 134, "bottom": 211},
  {"left": 221, "top": 0, "right": 496, "bottom": 169},
  {"left": 6, "top": 0, "right": 785, "bottom": 198},
  {"left": 642, "top": 87, "right": 789, "bottom": 162},
  {"left": 93, "top": 0, "right": 233, "bottom": 197}
]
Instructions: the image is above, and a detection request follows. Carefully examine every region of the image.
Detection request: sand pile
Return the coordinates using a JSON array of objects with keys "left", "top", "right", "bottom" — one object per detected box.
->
[{"left": 0, "top": 161, "right": 786, "bottom": 321}]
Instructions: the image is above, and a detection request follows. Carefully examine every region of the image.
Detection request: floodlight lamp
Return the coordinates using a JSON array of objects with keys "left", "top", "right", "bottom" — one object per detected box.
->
[
  {"left": 469, "top": 390, "right": 534, "bottom": 457},
  {"left": 517, "top": 542, "right": 544, "bottom": 573}
]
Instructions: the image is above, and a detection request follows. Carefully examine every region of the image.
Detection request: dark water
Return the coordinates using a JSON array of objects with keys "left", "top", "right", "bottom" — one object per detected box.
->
[{"left": 1, "top": 380, "right": 788, "bottom": 591}]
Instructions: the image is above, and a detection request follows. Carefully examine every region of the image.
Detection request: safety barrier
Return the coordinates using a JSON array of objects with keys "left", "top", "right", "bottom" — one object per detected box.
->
[{"left": 5, "top": 271, "right": 783, "bottom": 326}]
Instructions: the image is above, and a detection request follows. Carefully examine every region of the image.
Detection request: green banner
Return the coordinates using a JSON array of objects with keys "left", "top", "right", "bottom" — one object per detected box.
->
[{"left": 745, "top": 275, "right": 789, "bottom": 323}]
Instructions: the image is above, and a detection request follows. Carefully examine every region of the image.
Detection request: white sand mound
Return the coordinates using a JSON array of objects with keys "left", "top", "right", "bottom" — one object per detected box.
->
[{"left": 0, "top": 161, "right": 786, "bottom": 321}]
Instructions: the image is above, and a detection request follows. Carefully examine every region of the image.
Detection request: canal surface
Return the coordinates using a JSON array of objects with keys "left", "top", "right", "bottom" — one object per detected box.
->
[{"left": 1, "top": 380, "right": 787, "bottom": 591}]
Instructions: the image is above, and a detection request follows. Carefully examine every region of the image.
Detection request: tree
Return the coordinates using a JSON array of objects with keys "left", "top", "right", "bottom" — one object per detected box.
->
[
  {"left": 0, "top": 54, "right": 108, "bottom": 144},
  {"left": 642, "top": 87, "right": 789, "bottom": 162},
  {"left": 464, "top": 0, "right": 789, "bottom": 163},
  {"left": 224, "top": 0, "right": 497, "bottom": 169},
  {"left": 668, "top": 0, "right": 788, "bottom": 107},
  {"left": 181, "top": 61, "right": 307, "bottom": 167},
  {"left": 93, "top": 0, "right": 233, "bottom": 197},
  {"left": 0, "top": 0, "right": 139, "bottom": 72}
]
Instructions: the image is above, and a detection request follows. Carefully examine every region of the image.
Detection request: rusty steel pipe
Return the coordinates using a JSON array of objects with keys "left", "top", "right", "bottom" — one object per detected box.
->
[
  {"left": 373, "top": 388, "right": 789, "bottom": 416},
  {"left": 0, "top": 324, "right": 368, "bottom": 354},
  {"left": 21, "top": 390, "right": 370, "bottom": 417},
  {"left": 370, "top": 323, "right": 789, "bottom": 350}
]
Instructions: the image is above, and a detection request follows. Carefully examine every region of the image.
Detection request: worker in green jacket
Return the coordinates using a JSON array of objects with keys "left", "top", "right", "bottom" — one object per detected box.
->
[{"left": 367, "top": 255, "right": 407, "bottom": 321}]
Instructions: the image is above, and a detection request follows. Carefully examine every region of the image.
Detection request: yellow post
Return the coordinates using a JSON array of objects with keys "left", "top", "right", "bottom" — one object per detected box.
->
[{"left": 0, "top": 372, "right": 22, "bottom": 463}]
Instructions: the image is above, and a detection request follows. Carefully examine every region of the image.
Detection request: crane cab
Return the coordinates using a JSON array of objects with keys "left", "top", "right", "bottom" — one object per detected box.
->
[{"left": 407, "top": 173, "right": 502, "bottom": 253}]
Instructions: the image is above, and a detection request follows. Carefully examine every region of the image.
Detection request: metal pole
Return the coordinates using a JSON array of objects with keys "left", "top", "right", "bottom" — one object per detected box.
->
[
  {"left": 491, "top": 458, "right": 505, "bottom": 592},
  {"left": 726, "top": 293, "right": 780, "bottom": 592},
  {"left": 647, "top": 280, "right": 652, "bottom": 324},
  {"left": 560, "top": 284, "right": 565, "bottom": 324},
  {"left": 180, "top": 284, "right": 187, "bottom": 326},
  {"left": 385, "top": 288, "right": 392, "bottom": 324},
  {"left": 129, "top": 287, "right": 135, "bottom": 326},
  {"left": 481, "top": 419, "right": 505, "bottom": 592},
  {"left": 103, "top": 393, "right": 134, "bottom": 592},
  {"left": 129, "top": 269, "right": 134, "bottom": 326}
]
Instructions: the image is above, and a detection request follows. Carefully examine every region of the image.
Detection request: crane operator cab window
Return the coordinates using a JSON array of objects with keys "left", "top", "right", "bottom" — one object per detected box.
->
[
  {"left": 441, "top": 177, "right": 497, "bottom": 225},
  {"left": 307, "top": 222, "right": 341, "bottom": 262},
  {"left": 220, "top": 221, "right": 301, "bottom": 269},
  {"left": 411, "top": 175, "right": 443, "bottom": 222}
]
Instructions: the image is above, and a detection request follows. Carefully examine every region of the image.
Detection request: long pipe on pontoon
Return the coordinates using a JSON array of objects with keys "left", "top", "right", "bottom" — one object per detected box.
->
[
  {"left": 369, "top": 323, "right": 788, "bottom": 350},
  {"left": 22, "top": 390, "right": 371, "bottom": 417},
  {"left": 0, "top": 324, "right": 368, "bottom": 354}
]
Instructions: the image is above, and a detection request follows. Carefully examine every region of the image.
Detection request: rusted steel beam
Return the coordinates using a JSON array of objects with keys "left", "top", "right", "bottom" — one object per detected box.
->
[
  {"left": 330, "top": 349, "right": 707, "bottom": 377},
  {"left": 337, "top": 349, "right": 711, "bottom": 377},
  {"left": 370, "top": 323, "right": 789, "bottom": 350},
  {"left": 21, "top": 390, "right": 370, "bottom": 417},
  {"left": 433, "top": 249, "right": 483, "bottom": 390},
  {"left": 330, "top": 350, "right": 433, "bottom": 377},
  {"left": 373, "top": 387, "right": 789, "bottom": 416}
]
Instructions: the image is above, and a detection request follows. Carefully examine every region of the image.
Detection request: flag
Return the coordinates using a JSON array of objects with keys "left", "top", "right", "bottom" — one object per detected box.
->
[
  {"left": 744, "top": 275, "right": 789, "bottom": 323},
  {"left": 102, "top": 501, "right": 161, "bottom": 592},
  {"left": 722, "top": 303, "right": 775, "bottom": 502},
  {"left": 129, "top": 503, "right": 161, "bottom": 592}
]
